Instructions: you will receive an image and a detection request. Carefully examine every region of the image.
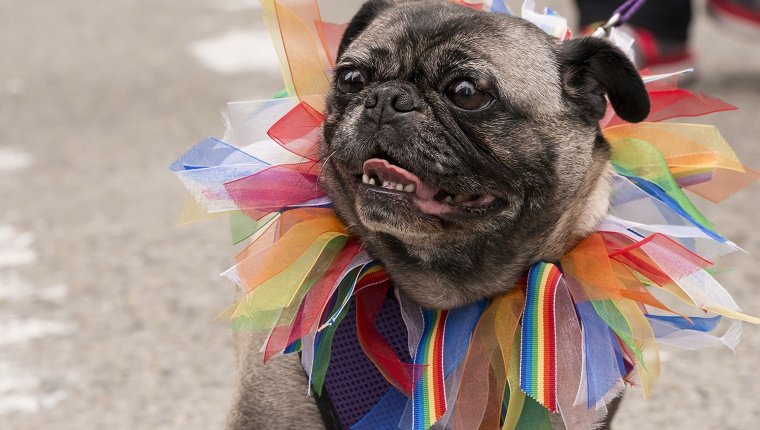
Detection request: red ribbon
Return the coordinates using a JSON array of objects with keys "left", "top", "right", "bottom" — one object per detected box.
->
[{"left": 354, "top": 271, "right": 421, "bottom": 396}]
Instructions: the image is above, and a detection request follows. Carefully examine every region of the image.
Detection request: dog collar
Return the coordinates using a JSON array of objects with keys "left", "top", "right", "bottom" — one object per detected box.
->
[{"left": 171, "top": 1, "right": 758, "bottom": 429}]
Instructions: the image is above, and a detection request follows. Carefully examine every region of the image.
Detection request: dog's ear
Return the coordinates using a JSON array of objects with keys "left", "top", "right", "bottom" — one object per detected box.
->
[
  {"left": 337, "top": 0, "right": 393, "bottom": 60},
  {"left": 558, "top": 37, "right": 650, "bottom": 123}
]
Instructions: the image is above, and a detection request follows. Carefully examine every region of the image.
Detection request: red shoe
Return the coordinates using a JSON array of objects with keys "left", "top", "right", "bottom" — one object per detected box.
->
[
  {"left": 629, "top": 27, "right": 694, "bottom": 76},
  {"left": 708, "top": 0, "right": 760, "bottom": 34}
]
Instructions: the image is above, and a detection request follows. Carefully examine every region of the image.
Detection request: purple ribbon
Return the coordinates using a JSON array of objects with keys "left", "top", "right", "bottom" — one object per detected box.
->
[
  {"left": 593, "top": 0, "right": 648, "bottom": 37},
  {"left": 612, "top": 0, "right": 648, "bottom": 26}
]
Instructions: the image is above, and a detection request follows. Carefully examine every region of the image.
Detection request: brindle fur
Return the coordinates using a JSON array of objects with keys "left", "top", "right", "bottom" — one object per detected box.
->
[{"left": 227, "top": 1, "right": 648, "bottom": 428}]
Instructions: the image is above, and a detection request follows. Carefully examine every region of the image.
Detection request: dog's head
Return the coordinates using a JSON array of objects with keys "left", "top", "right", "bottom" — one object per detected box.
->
[{"left": 320, "top": 0, "right": 649, "bottom": 308}]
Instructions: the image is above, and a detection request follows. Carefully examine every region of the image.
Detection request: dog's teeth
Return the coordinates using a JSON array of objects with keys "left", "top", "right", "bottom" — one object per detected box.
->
[
  {"left": 404, "top": 184, "right": 415, "bottom": 193},
  {"left": 443, "top": 195, "right": 453, "bottom": 203},
  {"left": 382, "top": 181, "right": 395, "bottom": 189},
  {"left": 362, "top": 174, "right": 370, "bottom": 184},
  {"left": 368, "top": 178, "right": 376, "bottom": 185},
  {"left": 395, "top": 184, "right": 404, "bottom": 191}
]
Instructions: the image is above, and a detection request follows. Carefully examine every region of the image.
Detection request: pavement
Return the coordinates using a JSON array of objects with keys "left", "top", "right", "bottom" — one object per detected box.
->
[{"left": 0, "top": 0, "right": 758, "bottom": 429}]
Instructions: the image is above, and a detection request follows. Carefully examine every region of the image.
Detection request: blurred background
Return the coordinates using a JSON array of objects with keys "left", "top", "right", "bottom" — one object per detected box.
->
[{"left": 0, "top": 0, "right": 758, "bottom": 428}]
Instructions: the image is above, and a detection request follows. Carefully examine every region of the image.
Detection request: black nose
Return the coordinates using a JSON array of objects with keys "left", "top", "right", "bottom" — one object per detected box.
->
[{"left": 364, "top": 84, "right": 422, "bottom": 125}]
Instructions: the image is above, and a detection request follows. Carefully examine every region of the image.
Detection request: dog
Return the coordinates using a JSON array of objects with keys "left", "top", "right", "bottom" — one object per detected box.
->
[{"left": 226, "top": 1, "right": 648, "bottom": 428}]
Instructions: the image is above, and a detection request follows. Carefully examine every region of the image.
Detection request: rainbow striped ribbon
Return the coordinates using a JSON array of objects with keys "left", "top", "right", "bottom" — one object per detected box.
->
[
  {"left": 520, "top": 262, "right": 561, "bottom": 412},
  {"left": 412, "top": 309, "right": 448, "bottom": 430}
]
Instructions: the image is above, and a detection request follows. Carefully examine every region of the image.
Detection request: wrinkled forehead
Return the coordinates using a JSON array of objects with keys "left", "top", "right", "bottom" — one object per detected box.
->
[{"left": 340, "top": 5, "right": 564, "bottom": 114}]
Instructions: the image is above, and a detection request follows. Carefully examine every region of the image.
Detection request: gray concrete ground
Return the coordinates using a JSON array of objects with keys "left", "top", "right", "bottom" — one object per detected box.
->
[{"left": 0, "top": 0, "right": 757, "bottom": 429}]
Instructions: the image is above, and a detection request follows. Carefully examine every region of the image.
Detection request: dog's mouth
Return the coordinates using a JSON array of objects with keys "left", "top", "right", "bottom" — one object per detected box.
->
[{"left": 352, "top": 158, "right": 502, "bottom": 218}]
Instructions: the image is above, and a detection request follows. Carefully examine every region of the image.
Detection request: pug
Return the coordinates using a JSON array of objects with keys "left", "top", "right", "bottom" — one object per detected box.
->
[{"left": 226, "top": 1, "right": 648, "bottom": 429}]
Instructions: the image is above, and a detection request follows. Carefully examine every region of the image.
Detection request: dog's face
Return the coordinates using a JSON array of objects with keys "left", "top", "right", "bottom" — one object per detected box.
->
[{"left": 320, "top": 0, "right": 649, "bottom": 308}]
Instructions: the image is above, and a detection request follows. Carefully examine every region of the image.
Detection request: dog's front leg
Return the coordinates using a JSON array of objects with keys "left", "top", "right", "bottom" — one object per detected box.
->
[{"left": 225, "top": 331, "right": 325, "bottom": 430}]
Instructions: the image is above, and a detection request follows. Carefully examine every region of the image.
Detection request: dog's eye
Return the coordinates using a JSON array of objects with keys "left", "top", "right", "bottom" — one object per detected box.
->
[
  {"left": 337, "top": 69, "right": 366, "bottom": 94},
  {"left": 446, "top": 79, "right": 492, "bottom": 110}
]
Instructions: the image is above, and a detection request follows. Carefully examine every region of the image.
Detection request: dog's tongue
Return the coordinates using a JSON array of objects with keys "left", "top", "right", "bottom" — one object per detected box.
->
[
  {"left": 362, "top": 159, "right": 439, "bottom": 200},
  {"left": 362, "top": 159, "right": 495, "bottom": 217}
]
